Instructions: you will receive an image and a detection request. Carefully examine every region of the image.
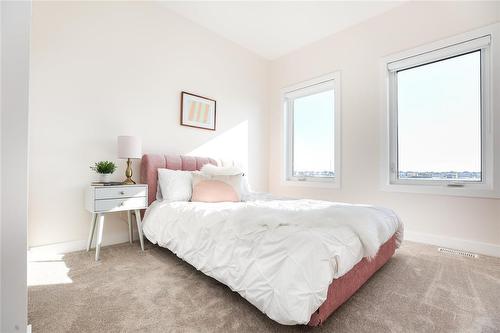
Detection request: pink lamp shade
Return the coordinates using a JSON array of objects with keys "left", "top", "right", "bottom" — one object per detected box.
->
[{"left": 117, "top": 136, "right": 142, "bottom": 159}]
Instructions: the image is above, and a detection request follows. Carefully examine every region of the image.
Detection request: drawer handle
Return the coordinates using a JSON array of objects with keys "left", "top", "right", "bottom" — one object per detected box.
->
[
  {"left": 120, "top": 191, "right": 125, "bottom": 195},
  {"left": 120, "top": 202, "right": 125, "bottom": 206}
]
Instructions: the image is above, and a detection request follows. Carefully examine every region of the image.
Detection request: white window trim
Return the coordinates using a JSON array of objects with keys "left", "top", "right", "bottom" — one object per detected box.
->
[
  {"left": 281, "top": 72, "right": 342, "bottom": 189},
  {"left": 380, "top": 23, "right": 500, "bottom": 198}
]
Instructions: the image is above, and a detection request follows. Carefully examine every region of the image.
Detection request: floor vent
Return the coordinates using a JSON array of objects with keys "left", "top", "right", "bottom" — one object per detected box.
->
[{"left": 438, "top": 247, "right": 478, "bottom": 258}]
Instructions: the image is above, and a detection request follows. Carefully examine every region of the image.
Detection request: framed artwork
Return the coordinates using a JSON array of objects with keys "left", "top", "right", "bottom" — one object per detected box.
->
[{"left": 180, "top": 91, "right": 216, "bottom": 131}]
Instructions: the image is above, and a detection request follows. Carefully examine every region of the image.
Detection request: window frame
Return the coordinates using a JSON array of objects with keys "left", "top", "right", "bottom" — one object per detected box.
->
[
  {"left": 381, "top": 24, "right": 500, "bottom": 198},
  {"left": 282, "top": 72, "right": 341, "bottom": 188}
]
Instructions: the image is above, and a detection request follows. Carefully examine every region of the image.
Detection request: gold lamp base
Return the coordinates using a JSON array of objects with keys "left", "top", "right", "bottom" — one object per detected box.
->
[
  {"left": 123, "top": 178, "right": 136, "bottom": 185},
  {"left": 123, "top": 158, "right": 136, "bottom": 185}
]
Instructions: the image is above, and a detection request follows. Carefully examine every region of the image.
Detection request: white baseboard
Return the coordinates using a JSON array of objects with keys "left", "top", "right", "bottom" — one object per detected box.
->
[
  {"left": 28, "top": 230, "right": 139, "bottom": 255},
  {"left": 29, "top": 228, "right": 500, "bottom": 258},
  {"left": 405, "top": 230, "right": 500, "bottom": 258}
]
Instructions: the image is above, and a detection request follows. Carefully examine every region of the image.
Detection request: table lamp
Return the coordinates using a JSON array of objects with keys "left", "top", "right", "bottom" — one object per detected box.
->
[{"left": 117, "top": 136, "right": 142, "bottom": 185}]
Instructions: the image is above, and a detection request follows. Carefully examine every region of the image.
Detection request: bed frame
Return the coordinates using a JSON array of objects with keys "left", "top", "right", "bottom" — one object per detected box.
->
[
  {"left": 140, "top": 154, "right": 217, "bottom": 206},
  {"left": 140, "top": 154, "right": 397, "bottom": 326}
]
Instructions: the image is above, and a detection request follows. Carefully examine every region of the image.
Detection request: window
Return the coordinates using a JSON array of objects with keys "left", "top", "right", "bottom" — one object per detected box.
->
[
  {"left": 283, "top": 73, "right": 341, "bottom": 186},
  {"left": 386, "top": 33, "right": 495, "bottom": 195},
  {"left": 398, "top": 51, "right": 481, "bottom": 182}
]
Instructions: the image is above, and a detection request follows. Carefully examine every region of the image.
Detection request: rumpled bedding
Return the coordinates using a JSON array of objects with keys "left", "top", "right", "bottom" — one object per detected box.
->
[{"left": 142, "top": 198, "right": 403, "bottom": 325}]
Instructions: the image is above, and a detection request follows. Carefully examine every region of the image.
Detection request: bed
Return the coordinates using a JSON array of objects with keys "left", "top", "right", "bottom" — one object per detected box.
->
[{"left": 140, "top": 154, "right": 403, "bottom": 326}]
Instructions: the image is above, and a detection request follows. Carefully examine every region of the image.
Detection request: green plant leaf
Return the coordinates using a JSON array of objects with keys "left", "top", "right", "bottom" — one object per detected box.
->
[{"left": 90, "top": 161, "right": 117, "bottom": 174}]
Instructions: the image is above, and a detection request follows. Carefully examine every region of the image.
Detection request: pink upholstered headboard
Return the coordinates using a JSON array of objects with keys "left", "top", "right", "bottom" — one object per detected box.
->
[{"left": 140, "top": 154, "right": 217, "bottom": 205}]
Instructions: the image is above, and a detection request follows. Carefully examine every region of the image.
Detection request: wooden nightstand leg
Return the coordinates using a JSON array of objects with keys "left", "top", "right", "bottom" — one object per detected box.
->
[
  {"left": 95, "top": 213, "right": 105, "bottom": 261},
  {"left": 134, "top": 209, "right": 144, "bottom": 251},
  {"left": 86, "top": 213, "right": 98, "bottom": 251},
  {"left": 127, "top": 210, "right": 133, "bottom": 244}
]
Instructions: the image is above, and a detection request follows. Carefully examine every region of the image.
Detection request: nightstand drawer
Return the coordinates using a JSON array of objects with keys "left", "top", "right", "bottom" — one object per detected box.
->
[
  {"left": 94, "top": 197, "right": 147, "bottom": 212},
  {"left": 95, "top": 186, "right": 147, "bottom": 200}
]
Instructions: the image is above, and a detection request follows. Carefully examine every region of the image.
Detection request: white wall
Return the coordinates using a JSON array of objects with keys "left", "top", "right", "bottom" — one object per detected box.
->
[
  {"left": 1, "top": 1, "right": 31, "bottom": 331},
  {"left": 30, "top": 1, "right": 500, "bottom": 257},
  {"left": 268, "top": 1, "right": 500, "bottom": 255},
  {"left": 29, "top": 1, "right": 268, "bottom": 247}
]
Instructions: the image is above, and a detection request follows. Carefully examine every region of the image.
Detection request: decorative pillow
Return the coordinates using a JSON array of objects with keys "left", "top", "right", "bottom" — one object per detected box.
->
[
  {"left": 157, "top": 169, "right": 193, "bottom": 202},
  {"left": 191, "top": 172, "right": 242, "bottom": 202},
  {"left": 200, "top": 164, "right": 243, "bottom": 176},
  {"left": 200, "top": 164, "right": 253, "bottom": 200}
]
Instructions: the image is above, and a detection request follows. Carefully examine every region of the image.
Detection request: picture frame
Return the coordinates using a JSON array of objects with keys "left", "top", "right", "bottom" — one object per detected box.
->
[{"left": 180, "top": 91, "right": 216, "bottom": 131}]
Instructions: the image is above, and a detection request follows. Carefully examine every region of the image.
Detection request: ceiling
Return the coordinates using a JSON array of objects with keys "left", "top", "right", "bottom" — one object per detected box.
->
[{"left": 161, "top": 1, "right": 404, "bottom": 60}]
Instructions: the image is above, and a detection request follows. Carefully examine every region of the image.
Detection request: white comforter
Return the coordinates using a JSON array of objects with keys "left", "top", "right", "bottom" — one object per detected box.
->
[{"left": 142, "top": 198, "right": 403, "bottom": 325}]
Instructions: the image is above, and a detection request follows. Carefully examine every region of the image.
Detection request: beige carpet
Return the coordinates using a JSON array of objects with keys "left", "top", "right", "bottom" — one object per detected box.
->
[{"left": 28, "top": 240, "right": 500, "bottom": 333}]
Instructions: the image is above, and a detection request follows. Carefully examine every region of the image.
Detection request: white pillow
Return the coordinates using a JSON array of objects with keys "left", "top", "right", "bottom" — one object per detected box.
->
[
  {"left": 200, "top": 164, "right": 243, "bottom": 176},
  {"left": 240, "top": 175, "right": 251, "bottom": 201},
  {"left": 157, "top": 169, "right": 193, "bottom": 202},
  {"left": 156, "top": 182, "right": 162, "bottom": 201}
]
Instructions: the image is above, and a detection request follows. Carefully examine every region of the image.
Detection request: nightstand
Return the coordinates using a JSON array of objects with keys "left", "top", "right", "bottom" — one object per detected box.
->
[{"left": 85, "top": 184, "right": 148, "bottom": 261}]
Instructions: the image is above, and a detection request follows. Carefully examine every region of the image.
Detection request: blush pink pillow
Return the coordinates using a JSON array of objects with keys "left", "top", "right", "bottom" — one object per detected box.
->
[{"left": 191, "top": 173, "right": 242, "bottom": 202}]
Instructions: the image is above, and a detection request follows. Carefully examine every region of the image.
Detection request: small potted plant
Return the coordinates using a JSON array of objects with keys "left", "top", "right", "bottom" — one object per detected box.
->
[{"left": 90, "top": 161, "right": 117, "bottom": 182}]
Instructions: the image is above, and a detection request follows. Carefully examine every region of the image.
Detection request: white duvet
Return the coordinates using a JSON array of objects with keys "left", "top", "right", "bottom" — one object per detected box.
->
[{"left": 142, "top": 198, "right": 403, "bottom": 325}]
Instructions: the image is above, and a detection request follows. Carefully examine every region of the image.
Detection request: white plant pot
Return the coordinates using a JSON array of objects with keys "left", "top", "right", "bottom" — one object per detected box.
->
[{"left": 99, "top": 173, "right": 111, "bottom": 182}]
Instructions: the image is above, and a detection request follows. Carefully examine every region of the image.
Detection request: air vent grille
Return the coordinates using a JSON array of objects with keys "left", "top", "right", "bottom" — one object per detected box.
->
[{"left": 438, "top": 247, "right": 478, "bottom": 258}]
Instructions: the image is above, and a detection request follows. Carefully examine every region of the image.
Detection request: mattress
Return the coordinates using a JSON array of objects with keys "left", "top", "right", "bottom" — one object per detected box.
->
[{"left": 142, "top": 198, "right": 403, "bottom": 325}]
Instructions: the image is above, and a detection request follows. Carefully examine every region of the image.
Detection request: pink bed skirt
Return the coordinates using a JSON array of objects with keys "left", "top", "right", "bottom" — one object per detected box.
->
[{"left": 308, "top": 234, "right": 397, "bottom": 326}]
